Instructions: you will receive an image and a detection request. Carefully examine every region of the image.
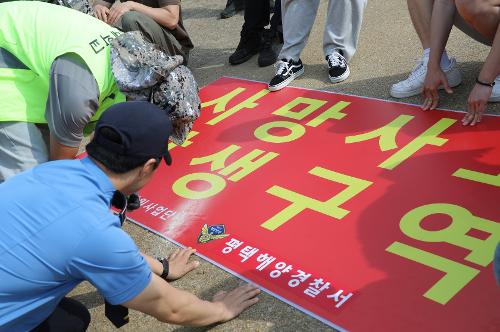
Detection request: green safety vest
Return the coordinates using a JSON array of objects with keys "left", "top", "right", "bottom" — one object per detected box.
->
[{"left": 0, "top": 1, "right": 126, "bottom": 128}]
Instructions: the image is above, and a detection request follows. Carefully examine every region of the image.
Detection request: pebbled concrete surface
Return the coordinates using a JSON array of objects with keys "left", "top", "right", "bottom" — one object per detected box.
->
[{"left": 73, "top": 1, "right": 499, "bottom": 331}]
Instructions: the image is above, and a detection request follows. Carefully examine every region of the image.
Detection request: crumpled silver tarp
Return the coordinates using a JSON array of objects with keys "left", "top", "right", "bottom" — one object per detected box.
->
[
  {"left": 52, "top": 0, "right": 95, "bottom": 16},
  {"left": 110, "top": 31, "right": 200, "bottom": 145}
]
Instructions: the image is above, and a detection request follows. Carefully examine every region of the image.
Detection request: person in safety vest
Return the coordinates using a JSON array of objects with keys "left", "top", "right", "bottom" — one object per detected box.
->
[{"left": 0, "top": 1, "right": 200, "bottom": 183}]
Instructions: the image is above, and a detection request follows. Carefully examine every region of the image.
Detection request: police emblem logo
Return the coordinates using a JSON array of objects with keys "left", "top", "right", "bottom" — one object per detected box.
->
[{"left": 197, "top": 224, "right": 229, "bottom": 244}]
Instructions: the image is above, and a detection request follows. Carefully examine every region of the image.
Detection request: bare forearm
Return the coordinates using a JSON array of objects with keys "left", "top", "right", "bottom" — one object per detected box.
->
[
  {"left": 428, "top": 0, "right": 456, "bottom": 69},
  {"left": 479, "top": 24, "right": 500, "bottom": 83},
  {"left": 125, "top": 275, "right": 225, "bottom": 327},
  {"left": 142, "top": 252, "right": 163, "bottom": 276},
  {"left": 127, "top": 2, "right": 179, "bottom": 29},
  {"left": 159, "top": 287, "right": 225, "bottom": 326}
]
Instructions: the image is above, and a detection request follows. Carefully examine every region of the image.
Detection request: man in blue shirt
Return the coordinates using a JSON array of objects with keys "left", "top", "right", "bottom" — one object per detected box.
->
[{"left": 0, "top": 101, "right": 260, "bottom": 331}]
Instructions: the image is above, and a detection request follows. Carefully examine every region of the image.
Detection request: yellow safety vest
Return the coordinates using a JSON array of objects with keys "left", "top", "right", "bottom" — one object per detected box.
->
[{"left": 0, "top": 1, "right": 126, "bottom": 128}]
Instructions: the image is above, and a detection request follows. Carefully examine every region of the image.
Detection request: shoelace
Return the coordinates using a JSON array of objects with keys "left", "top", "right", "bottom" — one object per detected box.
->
[
  {"left": 274, "top": 60, "right": 289, "bottom": 75},
  {"left": 326, "top": 52, "right": 346, "bottom": 68},
  {"left": 405, "top": 59, "right": 426, "bottom": 82}
]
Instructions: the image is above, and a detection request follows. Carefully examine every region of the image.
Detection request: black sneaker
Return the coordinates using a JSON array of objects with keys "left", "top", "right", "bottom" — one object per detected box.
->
[
  {"left": 229, "top": 36, "right": 260, "bottom": 65},
  {"left": 258, "top": 29, "right": 277, "bottom": 67},
  {"left": 326, "top": 51, "right": 350, "bottom": 83},
  {"left": 220, "top": 0, "right": 244, "bottom": 19},
  {"left": 268, "top": 58, "right": 304, "bottom": 91}
]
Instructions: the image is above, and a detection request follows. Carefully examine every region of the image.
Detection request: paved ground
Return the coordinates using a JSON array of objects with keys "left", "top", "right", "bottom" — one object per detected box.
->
[{"left": 73, "top": 1, "right": 498, "bottom": 331}]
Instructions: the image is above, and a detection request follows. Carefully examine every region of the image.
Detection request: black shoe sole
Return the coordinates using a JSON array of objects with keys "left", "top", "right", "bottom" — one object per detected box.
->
[{"left": 229, "top": 50, "right": 259, "bottom": 65}]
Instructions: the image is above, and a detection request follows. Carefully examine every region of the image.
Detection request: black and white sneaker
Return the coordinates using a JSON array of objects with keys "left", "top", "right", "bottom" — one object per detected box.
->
[
  {"left": 268, "top": 58, "right": 304, "bottom": 91},
  {"left": 326, "top": 51, "right": 350, "bottom": 83}
]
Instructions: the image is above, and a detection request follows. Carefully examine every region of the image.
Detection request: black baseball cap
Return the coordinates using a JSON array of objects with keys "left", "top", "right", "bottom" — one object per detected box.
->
[{"left": 93, "top": 101, "right": 172, "bottom": 165}]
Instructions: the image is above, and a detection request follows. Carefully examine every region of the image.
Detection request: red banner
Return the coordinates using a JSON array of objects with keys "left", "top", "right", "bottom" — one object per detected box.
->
[{"left": 128, "top": 77, "right": 500, "bottom": 331}]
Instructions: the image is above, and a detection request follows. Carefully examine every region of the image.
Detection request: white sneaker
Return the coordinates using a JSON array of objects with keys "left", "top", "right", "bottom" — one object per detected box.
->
[
  {"left": 390, "top": 57, "right": 462, "bottom": 98},
  {"left": 488, "top": 76, "right": 500, "bottom": 102}
]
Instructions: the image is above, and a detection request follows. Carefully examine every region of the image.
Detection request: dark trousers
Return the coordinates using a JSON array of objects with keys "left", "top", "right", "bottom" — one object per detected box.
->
[
  {"left": 32, "top": 298, "right": 90, "bottom": 332},
  {"left": 241, "top": 0, "right": 281, "bottom": 41}
]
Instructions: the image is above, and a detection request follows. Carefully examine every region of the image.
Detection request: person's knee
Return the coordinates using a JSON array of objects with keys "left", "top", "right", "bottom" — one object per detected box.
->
[
  {"left": 121, "top": 11, "right": 145, "bottom": 30},
  {"left": 456, "top": 0, "right": 491, "bottom": 22}
]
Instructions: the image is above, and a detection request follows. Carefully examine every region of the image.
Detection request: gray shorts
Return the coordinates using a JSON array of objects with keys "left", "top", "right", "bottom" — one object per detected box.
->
[
  {"left": 0, "top": 48, "right": 98, "bottom": 183},
  {"left": 0, "top": 122, "right": 50, "bottom": 183}
]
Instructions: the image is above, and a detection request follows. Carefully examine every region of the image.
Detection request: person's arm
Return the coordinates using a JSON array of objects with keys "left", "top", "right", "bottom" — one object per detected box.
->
[
  {"left": 462, "top": 23, "right": 500, "bottom": 125},
  {"left": 422, "top": 0, "right": 456, "bottom": 110},
  {"left": 70, "top": 222, "right": 259, "bottom": 327},
  {"left": 94, "top": 0, "right": 113, "bottom": 23},
  {"left": 46, "top": 55, "right": 100, "bottom": 161},
  {"left": 107, "top": 2, "right": 180, "bottom": 29},
  {"left": 142, "top": 247, "right": 200, "bottom": 280},
  {"left": 142, "top": 252, "right": 163, "bottom": 275},
  {"left": 49, "top": 137, "right": 79, "bottom": 160},
  {"left": 123, "top": 275, "right": 260, "bottom": 326}
]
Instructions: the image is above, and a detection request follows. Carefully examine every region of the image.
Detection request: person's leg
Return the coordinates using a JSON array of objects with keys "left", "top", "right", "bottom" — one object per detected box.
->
[
  {"left": 390, "top": 0, "right": 462, "bottom": 98},
  {"left": 270, "top": 0, "right": 282, "bottom": 35},
  {"left": 455, "top": 0, "right": 500, "bottom": 101},
  {"left": 32, "top": 297, "right": 91, "bottom": 332},
  {"left": 455, "top": 0, "right": 499, "bottom": 43},
  {"left": 405, "top": 0, "right": 456, "bottom": 67},
  {"left": 121, "top": 11, "right": 188, "bottom": 64},
  {"left": 407, "top": 0, "right": 435, "bottom": 49},
  {"left": 322, "top": 0, "right": 367, "bottom": 83},
  {"left": 278, "top": 0, "right": 320, "bottom": 62},
  {"left": 268, "top": 0, "right": 319, "bottom": 91},
  {"left": 229, "top": 0, "right": 269, "bottom": 65},
  {"left": 323, "top": 0, "right": 367, "bottom": 63},
  {"left": 259, "top": 0, "right": 280, "bottom": 67},
  {"left": 0, "top": 122, "right": 49, "bottom": 183},
  {"left": 241, "top": 0, "right": 270, "bottom": 40},
  {"left": 220, "top": 0, "right": 245, "bottom": 19}
]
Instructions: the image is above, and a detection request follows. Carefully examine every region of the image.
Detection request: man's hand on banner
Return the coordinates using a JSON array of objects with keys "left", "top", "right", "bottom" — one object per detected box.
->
[{"left": 163, "top": 247, "right": 200, "bottom": 281}]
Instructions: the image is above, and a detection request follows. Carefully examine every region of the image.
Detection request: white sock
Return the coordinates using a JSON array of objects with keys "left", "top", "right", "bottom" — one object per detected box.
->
[
  {"left": 422, "top": 48, "right": 451, "bottom": 69},
  {"left": 423, "top": 48, "right": 430, "bottom": 62},
  {"left": 440, "top": 50, "right": 451, "bottom": 69}
]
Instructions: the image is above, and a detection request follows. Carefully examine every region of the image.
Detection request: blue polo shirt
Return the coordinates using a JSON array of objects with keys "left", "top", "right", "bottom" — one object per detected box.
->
[{"left": 0, "top": 157, "right": 152, "bottom": 331}]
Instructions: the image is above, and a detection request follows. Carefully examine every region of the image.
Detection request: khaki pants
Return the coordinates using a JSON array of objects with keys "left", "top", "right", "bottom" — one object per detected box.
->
[{"left": 119, "top": 11, "right": 189, "bottom": 64}]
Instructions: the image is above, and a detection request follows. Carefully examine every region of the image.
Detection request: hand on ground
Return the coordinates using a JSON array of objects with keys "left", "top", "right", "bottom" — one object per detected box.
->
[
  {"left": 422, "top": 67, "right": 453, "bottom": 111},
  {"left": 165, "top": 247, "right": 199, "bottom": 281},
  {"left": 462, "top": 83, "right": 492, "bottom": 126},
  {"left": 212, "top": 284, "right": 260, "bottom": 322}
]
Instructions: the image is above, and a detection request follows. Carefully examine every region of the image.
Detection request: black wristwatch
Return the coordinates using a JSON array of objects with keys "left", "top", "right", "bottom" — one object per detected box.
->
[
  {"left": 157, "top": 258, "right": 169, "bottom": 280},
  {"left": 476, "top": 77, "right": 496, "bottom": 87}
]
